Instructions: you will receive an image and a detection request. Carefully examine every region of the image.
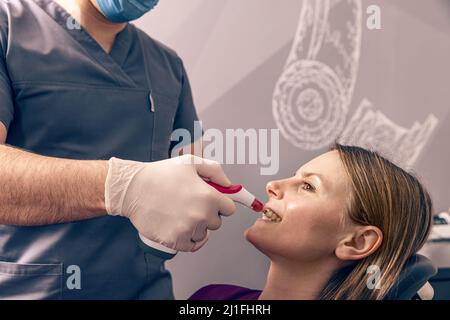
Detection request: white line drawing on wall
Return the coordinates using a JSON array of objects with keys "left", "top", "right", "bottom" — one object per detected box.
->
[
  {"left": 272, "top": 0, "right": 439, "bottom": 167},
  {"left": 338, "top": 99, "right": 439, "bottom": 169},
  {"left": 272, "top": 0, "right": 363, "bottom": 150}
]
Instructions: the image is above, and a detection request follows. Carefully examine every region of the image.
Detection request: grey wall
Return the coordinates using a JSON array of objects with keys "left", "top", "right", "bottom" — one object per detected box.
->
[{"left": 135, "top": 0, "right": 450, "bottom": 299}]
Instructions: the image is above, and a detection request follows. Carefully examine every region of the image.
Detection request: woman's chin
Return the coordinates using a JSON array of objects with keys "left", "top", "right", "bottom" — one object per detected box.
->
[
  {"left": 244, "top": 219, "right": 263, "bottom": 238},
  {"left": 244, "top": 224, "right": 258, "bottom": 244},
  {"left": 244, "top": 221, "right": 274, "bottom": 249},
  {"left": 244, "top": 226, "right": 278, "bottom": 258}
]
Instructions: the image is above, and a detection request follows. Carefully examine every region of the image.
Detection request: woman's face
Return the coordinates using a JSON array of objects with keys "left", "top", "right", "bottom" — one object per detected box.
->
[{"left": 245, "top": 150, "right": 353, "bottom": 263}]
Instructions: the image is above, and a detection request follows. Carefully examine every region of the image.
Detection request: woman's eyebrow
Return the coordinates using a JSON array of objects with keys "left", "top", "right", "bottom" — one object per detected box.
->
[{"left": 295, "top": 171, "right": 327, "bottom": 188}]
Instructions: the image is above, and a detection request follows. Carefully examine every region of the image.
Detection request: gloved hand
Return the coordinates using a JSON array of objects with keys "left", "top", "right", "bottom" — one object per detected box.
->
[{"left": 104, "top": 155, "right": 236, "bottom": 252}]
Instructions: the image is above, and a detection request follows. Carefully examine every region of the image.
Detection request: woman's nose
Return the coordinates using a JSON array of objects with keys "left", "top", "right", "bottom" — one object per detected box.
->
[{"left": 266, "top": 180, "right": 284, "bottom": 199}]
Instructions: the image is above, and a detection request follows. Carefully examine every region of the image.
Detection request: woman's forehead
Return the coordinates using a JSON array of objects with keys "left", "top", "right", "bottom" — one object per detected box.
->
[{"left": 299, "top": 151, "right": 342, "bottom": 174}]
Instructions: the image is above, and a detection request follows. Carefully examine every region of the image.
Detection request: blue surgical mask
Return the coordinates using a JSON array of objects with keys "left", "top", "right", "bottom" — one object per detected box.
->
[{"left": 96, "top": 0, "right": 159, "bottom": 23}]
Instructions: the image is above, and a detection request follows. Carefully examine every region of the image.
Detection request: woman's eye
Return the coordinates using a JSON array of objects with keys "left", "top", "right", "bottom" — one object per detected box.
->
[{"left": 301, "top": 182, "right": 315, "bottom": 192}]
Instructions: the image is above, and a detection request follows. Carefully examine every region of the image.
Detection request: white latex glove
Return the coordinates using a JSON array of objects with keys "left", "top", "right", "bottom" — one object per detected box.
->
[{"left": 105, "top": 155, "right": 236, "bottom": 252}]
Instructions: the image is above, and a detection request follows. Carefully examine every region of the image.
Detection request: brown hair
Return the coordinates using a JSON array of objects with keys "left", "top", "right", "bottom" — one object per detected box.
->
[{"left": 319, "top": 144, "right": 433, "bottom": 300}]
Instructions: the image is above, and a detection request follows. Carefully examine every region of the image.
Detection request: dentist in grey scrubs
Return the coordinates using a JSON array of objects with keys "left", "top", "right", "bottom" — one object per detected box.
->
[{"left": 0, "top": 0, "right": 236, "bottom": 299}]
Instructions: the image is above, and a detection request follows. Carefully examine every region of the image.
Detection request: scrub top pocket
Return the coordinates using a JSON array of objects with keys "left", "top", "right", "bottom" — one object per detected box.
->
[
  {"left": 151, "top": 93, "right": 179, "bottom": 161},
  {"left": 0, "top": 260, "right": 63, "bottom": 300}
]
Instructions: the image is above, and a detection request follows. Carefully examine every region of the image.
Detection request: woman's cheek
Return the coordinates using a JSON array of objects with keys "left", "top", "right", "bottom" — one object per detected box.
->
[
  {"left": 281, "top": 207, "right": 341, "bottom": 255},
  {"left": 305, "top": 209, "right": 344, "bottom": 255}
]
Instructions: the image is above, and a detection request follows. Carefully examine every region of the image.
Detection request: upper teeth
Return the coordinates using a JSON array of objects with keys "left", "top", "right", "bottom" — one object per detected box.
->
[{"left": 262, "top": 208, "right": 282, "bottom": 222}]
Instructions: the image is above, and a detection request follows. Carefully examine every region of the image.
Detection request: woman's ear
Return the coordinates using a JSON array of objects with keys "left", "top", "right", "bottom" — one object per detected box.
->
[{"left": 335, "top": 226, "right": 383, "bottom": 261}]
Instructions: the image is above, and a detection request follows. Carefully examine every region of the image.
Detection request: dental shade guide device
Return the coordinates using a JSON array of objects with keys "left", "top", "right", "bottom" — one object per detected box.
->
[{"left": 139, "top": 181, "right": 264, "bottom": 255}]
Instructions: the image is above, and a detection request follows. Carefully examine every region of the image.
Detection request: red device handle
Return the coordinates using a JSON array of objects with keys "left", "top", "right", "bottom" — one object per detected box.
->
[{"left": 205, "top": 181, "right": 243, "bottom": 194}]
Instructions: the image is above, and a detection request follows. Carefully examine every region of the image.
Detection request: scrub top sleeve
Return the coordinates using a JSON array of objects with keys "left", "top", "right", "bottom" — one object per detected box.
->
[
  {"left": 170, "top": 60, "right": 203, "bottom": 150},
  {"left": 0, "top": 41, "right": 14, "bottom": 130}
]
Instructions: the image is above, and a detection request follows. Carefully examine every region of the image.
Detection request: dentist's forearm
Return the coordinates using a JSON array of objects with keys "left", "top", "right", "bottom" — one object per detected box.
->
[{"left": 0, "top": 144, "right": 108, "bottom": 226}]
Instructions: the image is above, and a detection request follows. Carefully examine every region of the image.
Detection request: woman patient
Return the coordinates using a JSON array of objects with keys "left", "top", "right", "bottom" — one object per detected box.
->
[{"left": 190, "top": 144, "right": 433, "bottom": 300}]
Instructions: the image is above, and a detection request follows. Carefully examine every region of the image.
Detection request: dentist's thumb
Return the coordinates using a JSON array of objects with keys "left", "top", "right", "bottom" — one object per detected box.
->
[
  {"left": 195, "top": 157, "right": 231, "bottom": 186},
  {"left": 194, "top": 158, "right": 236, "bottom": 217}
]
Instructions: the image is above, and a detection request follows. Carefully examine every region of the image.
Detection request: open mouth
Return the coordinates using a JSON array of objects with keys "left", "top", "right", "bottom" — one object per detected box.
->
[{"left": 261, "top": 208, "right": 282, "bottom": 223}]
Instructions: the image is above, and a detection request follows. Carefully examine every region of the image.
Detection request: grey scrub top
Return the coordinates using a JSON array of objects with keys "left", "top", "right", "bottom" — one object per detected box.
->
[{"left": 0, "top": 0, "right": 200, "bottom": 299}]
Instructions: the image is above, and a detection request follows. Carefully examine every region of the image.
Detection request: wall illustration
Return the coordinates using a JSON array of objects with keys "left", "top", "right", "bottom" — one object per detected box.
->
[
  {"left": 273, "top": 0, "right": 362, "bottom": 150},
  {"left": 339, "top": 99, "right": 438, "bottom": 168},
  {"left": 272, "top": 0, "right": 439, "bottom": 165}
]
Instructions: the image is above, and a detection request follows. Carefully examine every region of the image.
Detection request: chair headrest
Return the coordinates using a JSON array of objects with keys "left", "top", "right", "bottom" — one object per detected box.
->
[{"left": 385, "top": 254, "right": 437, "bottom": 300}]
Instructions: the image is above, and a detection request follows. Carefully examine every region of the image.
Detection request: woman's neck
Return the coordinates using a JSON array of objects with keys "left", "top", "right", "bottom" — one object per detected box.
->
[
  {"left": 54, "top": 0, "right": 127, "bottom": 53},
  {"left": 258, "top": 259, "right": 337, "bottom": 300}
]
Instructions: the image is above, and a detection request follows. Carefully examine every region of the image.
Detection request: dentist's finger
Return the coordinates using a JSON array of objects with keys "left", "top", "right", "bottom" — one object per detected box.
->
[
  {"left": 207, "top": 214, "right": 222, "bottom": 231},
  {"left": 217, "top": 194, "right": 236, "bottom": 217},
  {"left": 191, "top": 231, "right": 210, "bottom": 252},
  {"left": 191, "top": 222, "right": 208, "bottom": 242}
]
